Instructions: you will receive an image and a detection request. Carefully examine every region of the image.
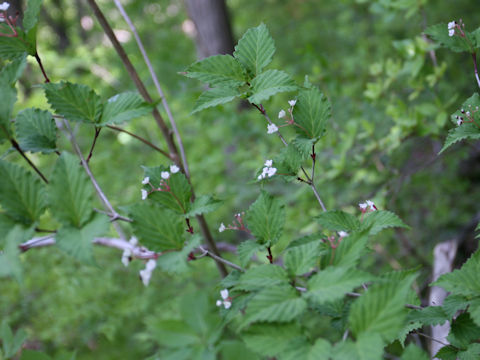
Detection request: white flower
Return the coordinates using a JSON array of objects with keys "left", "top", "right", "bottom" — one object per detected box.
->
[
  {"left": 267, "top": 167, "right": 277, "bottom": 177},
  {"left": 145, "top": 259, "right": 157, "bottom": 271},
  {"left": 366, "top": 200, "right": 376, "bottom": 211},
  {"left": 278, "top": 109, "right": 286, "bottom": 118},
  {"left": 139, "top": 259, "right": 157, "bottom": 286},
  {"left": 142, "top": 176, "right": 150, "bottom": 185},
  {"left": 359, "top": 202, "right": 368, "bottom": 210},
  {"left": 141, "top": 189, "right": 148, "bottom": 200},
  {"left": 466, "top": 111, "right": 471, "bottom": 117},
  {"left": 448, "top": 21, "right": 456, "bottom": 30},
  {"left": 457, "top": 118, "right": 464, "bottom": 126},
  {"left": 220, "top": 289, "right": 229, "bottom": 299},
  {"left": 121, "top": 248, "right": 132, "bottom": 267},
  {"left": 449, "top": 29, "right": 455, "bottom": 37},
  {"left": 216, "top": 289, "right": 232, "bottom": 309},
  {"left": 267, "top": 123, "right": 279, "bottom": 134},
  {"left": 219, "top": 223, "right": 226, "bottom": 232},
  {"left": 288, "top": 100, "right": 297, "bottom": 107},
  {"left": 257, "top": 174, "right": 263, "bottom": 180},
  {"left": 223, "top": 301, "right": 232, "bottom": 309},
  {"left": 338, "top": 231, "right": 349, "bottom": 238},
  {"left": 216, "top": 300, "right": 222, "bottom": 307},
  {"left": 161, "top": 171, "right": 170, "bottom": 179},
  {"left": 170, "top": 165, "right": 180, "bottom": 173},
  {"left": 0, "top": 2, "right": 10, "bottom": 11},
  {"left": 264, "top": 159, "right": 273, "bottom": 167}
]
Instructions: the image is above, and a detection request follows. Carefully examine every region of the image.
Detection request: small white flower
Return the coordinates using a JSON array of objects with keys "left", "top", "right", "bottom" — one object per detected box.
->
[
  {"left": 448, "top": 21, "right": 456, "bottom": 30},
  {"left": 161, "top": 171, "right": 170, "bottom": 180},
  {"left": 142, "top": 176, "right": 150, "bottom": 185},
  {"left": 220, "top": 289, "right": 229, "bottom": 299},
  {"left": 170, "top": 165, "right": 180, "bottom": 173},
  {"left": 267, "top": 167, "right": 277, "bottom": 177},
  {"left": 0, "top": 2, "right": 10, "bottom": 11},
  {"left": 264, "top": 159, "right": 273, "bottom": 167},
  {"left": 449, "top": 29, "right": 455, "bottom": 37},
  {"left": 145, "top": 259, "right": 157, "bottom": 271},
  {"left": 129, "top": 237, "right": 138, "bottom": 246},
  {"left": 288, "top": 99, "right": 297, "bottom": 107},
  {"left": 121, "top": 248, "right": 132, "bottom": 267},
  {"left": 223, "top": 301, "right": 232, "bottom": 309},
  {"left": 359, "top": 202, "right": 368, "bottom": 210},
  {"left": 141, "top": 189, "right": 148, "bottom": 200},
  {"left": 338, "top": 231, "right": 349, "bottom": 238},
  {"left": 257, "top": 174, "right": 264, "bottom": 180},
  {"left": 466, "top": 111, "right": 471, "bottom": 117},
  {"left": 216, "top": 289, "right": 232, "bottom": 309},
  {"left": 139, "top": 259, "right": 157, "bottom": 286},
  {"left": 366, "top": 200, "right": 376, "bottom": 211},
  {"left": 267, "top": 123, "right": 279, "bottom": 134},
  {"left": 219, "top": 223, "right": 226, "bottom": 232},
  {"left": 457, "top": 118, "right": 464, "bottom": 126},
  {"left": 278, "top": 109, "right": 286, "bottom": 118},
  {"left": 216, "top": 300, "right": 222, "bottom": 307}
]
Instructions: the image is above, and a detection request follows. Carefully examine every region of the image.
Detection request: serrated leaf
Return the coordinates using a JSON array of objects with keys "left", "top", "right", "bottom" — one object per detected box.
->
[
  {"left": 361, "top": 210, "right": 409, "bottom": 235},
  {"left": 242, "top": 323, "right": 301, "bottom": 358},
  {"left": 435, "top": 346, "right": 459, "bottom": 360},
  {"left": 246, "top": 191, "right": 284, "bottom": 246},
  {"left": 129, "top": 202, "right": 185, "bottom": 252},
  {"left": 442, "top": 294, "right": 469, "bottom": 318},
  {"left": 432, "top": 249, "right": 480, "bottom": 297},
  {"left": 307, "top": 338, "right": 332, "bottom": 360},
  {"left": 315, "top": 210, "right": 361, "bottom": 232},
  {"left": 0, "top": 37, "right": 29, "bottom": 60},
  {"left": 151, "top": 319, "right": 199, "bottom": 348},
  {"left": 293, "top": 86, "right": 331, "bottom": 139},
  {"left": 142, "top": 165, "right": 192, "bottom": 215},
  {"left": 98, "top": 92, "right": 152, "bottom": 125},
  {"left": 440, "top": 124, "right": 480, "bottom": 153},
  {"left": 156, "top": 235, "right": 201, "bottom": 275},
  {"left": 0, "top": 56, "right": 27, "bottom": 85},
  {"left": 401, "top": 344, "right": 429, "bottom": 360},
  {"left": 0, "top": 225, "right": 33, "bottom": 282},
  {"left": 330, "top": 231, "right": 370, "bottom": 267},
  {"left": 459, "top": 343, "right": 480, "bottom": 360},
  {"left": 447, "top": 313, "right": 480, "bottom": 349},
  {"left": 49, "top": 153, "right": 93, "bottom": 227},
  {"left": 0, "top": 79, "right": 16, "bottom": 141},
  {"left": 291, "top": 136, "right": 317, "bottom": 158},
  {"left": 235, "top": 264, "right": 289, "bottom": 291},
  {"left": 331, "top": 333, "right": 384, "bottom": 360},
  {"left": 248, "top": 70, "right": 297, "bottom": 104},
  {"left": 184, "top": 55, "right": 246, "bottom": 88},
  {"left": 407, "top": 306, "right": 449, "bottom": 326},
  {"left": 273, "top": 144, "right": 304, "bottom": 177},
  {"left": 397, "top": 321, "right": 422, "bottom": 347},
  {"left": 349, "top": 272, "right": 416, "bottom": 343},
  {"left": 237, "top": 240, "right": 265, "bottom": 268},
  {"left": 234, "top": 23, "right": 275, "bottom": 77},
  {"left": 184, "top": 195, "right": 222, "bottom": 218},
  {"left": 284, "top": 239, "right": 322, "bottom": 276},
  {"left": 241, "top": 285, "right": 307, "bottom": 327},
  {"left": 23, "top": 0, "right": 43, "bottom": 33},
  {"left": 468, "top": 298, "right": 480, "bottom": 327},
  {"left": 278, "top": 337, "right": 310, "bottom": 360},
  {"left": 306, "top": 267, "right": 374, "bottom": 305},
  {"left": 56, "top": 214, "right": 109, "bottom": 264},
  {"left": 0, "top": 159, "right": 46, "bottom": 224},
  {"left": 425, "top": 23, "right": 475, "bottom": 53},
  {"left": 43, "top": 81, "right": 103, "bottom": 123},
  {"left": 15, "top": 108, "right": 57, "bottom": 153},
  {"left": 191, "top": 87, "right": 242, "bottom": 114}
]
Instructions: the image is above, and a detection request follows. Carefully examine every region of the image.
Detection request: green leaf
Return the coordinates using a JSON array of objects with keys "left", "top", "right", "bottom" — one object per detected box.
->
[
  {"left": 219, "top": 340, "right": 260, "bottom": 360},
  {"left": 459, "top": 344, "right": 480, "bottom": 360},
  {"left": 241, "top": 285, "right": 307, "bottom": 326},
  {"left": 291, "top": 136, "right": 317, "bottom": 158},
  {"left": 305, "top": 267, "right": 374, "bottom": 305},
  {"left": 442, "top": 294, "right": 469, "bottom": 318},
  {"left": 235, "top": 264, "right": 289, "bottom": 291},
  {"left": 99, "top": 92, "right": 152, "bottom": 125},
  {"left": 237, "top": 240, "right": 265, "bottom": 268},
  {"left": 315, "top": 210, "right": 361, "bottom": 232},
  {"left": 397, "top": 321, "right": 422, "bottom": 347},
  {"left": 468, "top": 298, "right": 480, "bottom": 327},
  {"left": 349, "top": 272, "right": 416, "bottom": 343},
  {"left": 20, "top": 350, "right": 52, "bottom": 360},
  {"left": 49, "top": 153, "right": 93, "bottom": 227},
  {"left": 15, "top": 108, "right": 57, "bottom": 153},
  {"left": 284, "top": 237, "right": 322, "bottom": 276},
  {"left": 273, "top": 144, "right": 304, "bottom": 177},
  {"left": 331, "top": 231, "right": 370, "bottom": 267},
  {"left": 440, "top": 124, "right": 480, "bottom": 154},
  {"left": 143, "top": 165, "right": 192, "bottom": 215},
  {"left": 331, "top": 333, "right": 384, "bottom": 360},
  {"left": 150, "top": 319, "right": 199, "bottom": 348},
  {"left": 248, "top": 70, "right": 297, "bottom": 104},
  {"left": 425, "top": 23, "right": 475, "bottom": 53},
  {"left": 184, "top": 55, "right": 246, "bottom": 88},
  {"left": 43, "top": 81, "right": 103, "bottom": 123},
  {"left": 156, "top": 235, "right": 201, "bottom": 274},
  {"left": 0, "top": 226, "right": 33, "bottom": 282},
  {"left": 129, "top": 202, "right": 185, "bottom": 252},
  {"left": 246, "top": 191, "right": 285, "bottom": 246},
  {"left": 307, "top": 338, "right": 332, "bottom": 360},
  {"left": 184, "top": 195, "right": 222, "bottom": 218},
  {"left": 407, "top": 306, "right": 449, "bottom": 326},
  {"left": 433, "top": 249, "right": 480, "bottom": 297},
  {"left": 0, "top": 56, "right": 27, "bottom": 85},
  {"left": 0, "top": 37, "right": 29, "bottom": 60},
  {"left": 0, "top": 159, "right": 46, "bottom": 224},
  {"left": 447, "top": 313, "right": 480, "bottom": 349},
  {"left": 242, "top": 323, "right": 301, "bottom": 358},
  {"left": 293, "top": 86, "right": 331, "bottom": 139},
  {"left": 361, "top": 210, "right": 409, "bottom": 235},
  {"left": 401, "top": 344, "right": 429, "bottom": 360},
  {"left": 435, "top": 346, "right": 459, "bottom": 360},
  {"left": 56, "top": 214, "right": 109, "bottom": 264},
  {"left": 0, "top": 79, "right": 16, "bottom": 141},
  {"left": 234, "top": 23, "right": 275, "bottom": 77},
  {"left": 23, "top": 0, "right": 43, "bottom": 32},
  {"left": 1, "top": 322, "right": 27, "bottom": 358},
  {"left": 191, "top": 87, "right": 242, "bottom": 114}
]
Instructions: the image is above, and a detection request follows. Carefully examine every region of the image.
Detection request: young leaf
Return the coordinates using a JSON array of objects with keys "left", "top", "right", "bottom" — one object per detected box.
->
[
  {"left": 0, "top": 56, "right": 27, "bottom": 85},
  {"left": 55, "top": 214, "right": 109, "bottom": 264},
  {"left": 23, "top": 0, "right": 43, "bottom": 33},
  {"left": 234, "top": 264, "right": 289, "bottom": 291},
  {"left": 0, "top": 159, "right": 46, "bottom": 224},
  {"left": 15, "top": 108, "right": 57, "bottom": 153},
  {"left": 241, "top": 285, "right": 307, "bottom": 326},
  {"left": 43, "top": 81, "right": 103, "bottom": 123},
  {"left": 440, "top": 124, "right": 480, "bottom": 154},
  {"left": 246, "top": 191, "right": 285, "bottom": 246},
  {"left": 425, "top": 23, "right": 475, "bottom": 53},
  {"left": 233, "top": 23, "right": 275, "bottom": 77},
  {"left": 291, "top": 136, "right": 318, "bottom": 158},
  {"left": 293, "top": 86, "right": 331, "bottom": 139},
  {"left": 98, "top": 92, "right": 152, "bottom": 125},
  {"left": 183, "top": 195, "right": 222, "bottom": 218},
  {"left": 361, "top": 210, "right": 409, "bottom": 235},
  {"left": 0, "top": 80, "right": 16, "bottom": 141},
  {"left": 129, "top": 202, "right": 185, "bottom": 251},
  {"left": 248, "top": 70, "right": 297, "bottom": 104},
  {"left": 237, "top": 240, "right": 265, "bottom": 268},
  {"left": 242, "top": 323, "right": 301, "bottom": 358},
  {"left": 315, "top": 210, "right": 361, "bottom": 232},
  {"left": 183, "top": 54, "right": 246, "bottom": 88},
  {"left": 305, "top": 267, "right": 374, "bottom": 305},
  {"left": 49, "top": 153, "right": 93, "bottom": 228},
  {"left": 191, "top": 87, "right": 242, "bottom": 114}
]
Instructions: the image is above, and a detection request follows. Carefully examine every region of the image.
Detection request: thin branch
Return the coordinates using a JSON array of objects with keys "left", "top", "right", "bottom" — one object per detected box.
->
[
  {"left": 86, "top": 126, "right": 101, "bottom": 163},
  {"left": 113, "top": 0, "right": 190, "bottom": 178},
  {"left": 415, "top": 331, "right": 450, "bottom": 347},
  {"left": 198, "top": 245, "right": 245, "bottom": 272},
  {"left": 10, "top": 138, "right": 49, "bottom": 184},
  {"left": 93, "top": 208, "right": 132, "bottom": 222},
  {"left": 106, "top": 125, "right": 171, "bottom": 159},
  {"left": 472, "top": 52, "right": 480, "bottom": 89},
  {"left": 34, "top": 52, "right": 50, "bottom": 83}
]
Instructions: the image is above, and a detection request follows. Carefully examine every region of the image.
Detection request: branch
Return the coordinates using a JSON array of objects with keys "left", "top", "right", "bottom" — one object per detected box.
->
[
  {"left": 197, "top": 245, "right": 245, "bottom": 272},
  {"left": 472, "top": 52, "right": 480, "bottom": 89},
  {"left": 9, "top": 138, "right": 49, "bottom": 184},
  {"left": 86, "top": 126, "right": 101, "bottom": 163}
]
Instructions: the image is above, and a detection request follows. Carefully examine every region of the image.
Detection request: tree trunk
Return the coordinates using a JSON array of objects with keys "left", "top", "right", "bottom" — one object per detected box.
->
[{"left": 184, "top": 0, "right": 235, "bottom": 58}]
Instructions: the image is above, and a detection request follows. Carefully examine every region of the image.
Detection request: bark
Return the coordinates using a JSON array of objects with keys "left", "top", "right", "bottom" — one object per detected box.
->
[{"left": 184, "top": 0, "right": 235, "bottom": 58}]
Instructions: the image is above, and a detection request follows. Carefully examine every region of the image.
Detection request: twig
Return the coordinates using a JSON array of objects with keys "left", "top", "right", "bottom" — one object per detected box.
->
[
  {"left": 86, "top": 126, "right": 101, "bottom": 163},
  {"left": 415, "top": 331, "right": 450, "bottom": 347},
  {"left": 34, "top": 52, "right": 50, "bottom": 83},
  {"left": 472, "top": 53, "right": 480, "bottom": 89},
  {"left": 198, "top": 245, "right": 245, "bottom": 272},
  {"left": 113, "top": 0, "right": 190, "bottom": 178},
  {"left": 106, "top": 125, "right": 171, "bottom": 159},
  {"left": 9, "top": 137, "right": 49, "bottom": 184},
  {"left": 93, "top": 208, "right": 132, "bottom": 222}
]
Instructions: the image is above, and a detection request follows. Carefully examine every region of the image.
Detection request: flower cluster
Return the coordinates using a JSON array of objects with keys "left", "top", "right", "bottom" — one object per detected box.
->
[
  {"left": 448, "top": 21, "right": 456, "bottom": 37},
  {"left": 216, "top": 289, "right": 232, "bottom": 309},
  {"left": 121, "top": 237, "right": 138, "bottom": 267},
  {"left": 455, "top": 105, "right": 479, "bottom": 126},
  {"left": 218, "top": 212, "right": 248, "bottom": 233},
  {"left": 0, "top": 2, "right": 9, "bottom": 11},
  {"left": 338, "top": 231, "right": 349, "bottom": 238},
  {"left": 257, "top": 159, "right": 277, "bottom": 180},
  {"left": 359, "top": 200, "right": 377, "bottom": 212},
  {"left": 139, "top": 259, "right": 157, "bottom": 286},
  {"left": 267, "top": 99, "right": 297, "bottom": 135},
  {"left": 140, "top": 164, "right": 180, "bottom": 200}
]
